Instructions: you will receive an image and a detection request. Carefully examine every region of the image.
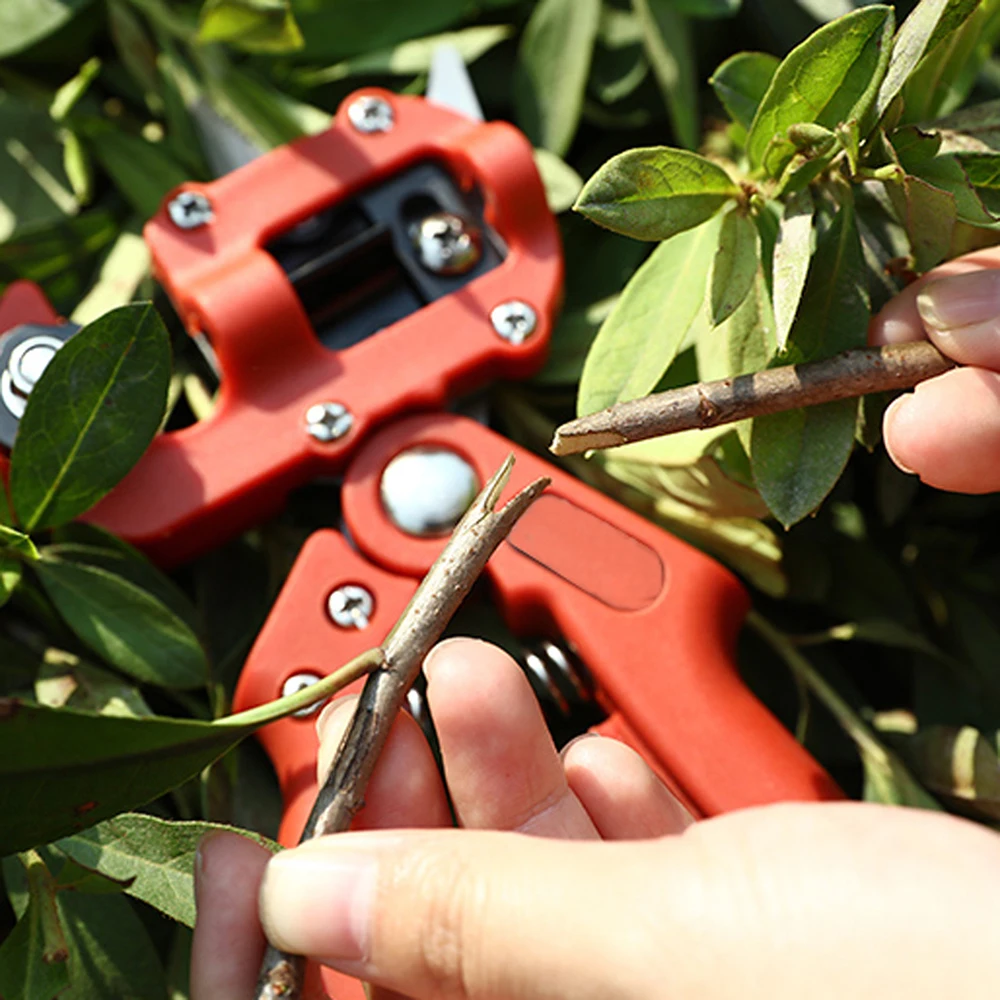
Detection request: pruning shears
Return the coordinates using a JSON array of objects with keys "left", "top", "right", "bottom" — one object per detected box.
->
[{"left": 0, "top": 49, "right": 840, "bottom": 1000}]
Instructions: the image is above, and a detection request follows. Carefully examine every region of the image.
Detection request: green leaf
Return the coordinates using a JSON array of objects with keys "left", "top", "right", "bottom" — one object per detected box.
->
[
  {"left": 709, "top": 51, "right": 780, "bottom": 132},
  {"left": 108, "top": 0, "right": 162, "bottom": 109},
  {"left": 70, "top": 225, "right": 152, "bottom": 326},
  {"left": 36, "top": 652, "right": 153, "bottom": 717},
  {"left": 861, "top": 740, "right": 941, "bottom": 808},
  {"left": 746, "top": 6, "right": 895, "bottom": 173},
  {"left": 0, "top": 524, "right": 39, "bottom": 561},
  {"left": 50, "top": 57, "right": 102, "bottom": 123},
  {"left": 907, "top": 153, "right": 997, "bottom": 226},
  {"left": 10, "top": 303, "right": 170, "bottom": 533},
  {"left": 0, "top": 92, "right": 80, "bottom": 244},
  {"left": 0, "top": 858, "right": 70, "bottom": 999},
  {"left": 0, "top": 654, "right": 373, "bottom": 853},
  {"left": 0, "top": 554, "right": 21, "bottom": 609},
  {"left": 934, "top": 99, "right": 1000, "bottom": 153},
  {"left": 773, "top": 187, "right": 815, "bottom": 352},
  {"left": 578, "top": 215, "right": 721, "bottom": 413},
  {"left": 33, "top": 555, "right": 208, "bottom": 690},
  {"left": 897, "top": 173, "right": 958, "bottom": 271},
  {"left": 907, "top": 726, "right": 1000, "bottom": 819},
  {"left": 670, "top": 0, "right": 740, "bottom": 17},
  {"left": 77, "top": 122, "right": 190, "bottom": 219},
  {"left": 0, "top": 0, "right": 94, "bottom": 59},
  {"left": 197, "top": 0, "right": 303, "bottom": 52},
  {"left": 632, "top": 0, "right": 698, "bottom": 149},
  {"left": 751, "top": 192, "right": 869, "bottom": 527},
  {"left": 876, "top": 0, "right": 953, "bottom": 119},
  {"left": 56, "top": 815, "right": 278, "bottom": 928},
  {"left": 295, "top": 25, "right": 513, "bottom": 86},
  {"left": 574, "top": 147, "right": 739, "bottom": 242},
  {"left": 533, "top": 148, "right": 584, "bottom": 215},
  {"left": 590, "top": 6, "right": 648, "bottom": 105},
  {"left": 710, "top": 209, "right": 758, "bottom": 325},
  {"left": 514, "top": 0, "right": 601, "bottom": 156}
]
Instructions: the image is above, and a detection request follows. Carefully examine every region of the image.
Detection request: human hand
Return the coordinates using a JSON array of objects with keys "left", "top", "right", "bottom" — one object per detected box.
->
[
  {"left": 870, "top": 247, "right": 1000, "bottom": 492},
  {"left": 191, "top": 637, "right": 1000, "bottom": 1000}
]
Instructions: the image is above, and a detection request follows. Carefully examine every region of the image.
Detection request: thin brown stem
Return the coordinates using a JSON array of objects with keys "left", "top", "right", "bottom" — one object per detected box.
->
[
  {"left": 550, "top": 341, "right": 957, "bottom": 456},
  {"left": 254, "top": 456, "right": 550, "bottom": 999}
]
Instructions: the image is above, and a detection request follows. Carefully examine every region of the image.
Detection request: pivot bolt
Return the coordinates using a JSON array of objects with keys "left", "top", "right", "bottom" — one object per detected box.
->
[
  {"left": 327, "top": 585, "right": 374, "bottom": 629},
  {"left": 282, "top": 672, "right": 325, "bottom": 718},
  {"left": 167, "top": 191, "right": 214, "bottom": 230},
  {"left": 348, "top": 96, "right": 394, "bottom": 134},
  {"left": 305, "top": 401, "right": 353, "bottom": 442},
  {"left": 0, "top": 334, "right": 64, "bottom": 418},
  {"left": 380, "top": 446, "right": 480, "bottom": 537},
  {"left": 411, "top": 212, "right": 482, "bottom": 276},
  {"left": 490, "top": 300, "right": 537, "bottom": 345}
]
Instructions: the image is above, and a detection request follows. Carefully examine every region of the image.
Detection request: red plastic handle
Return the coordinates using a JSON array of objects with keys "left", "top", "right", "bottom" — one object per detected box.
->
[
  {"left": 79, "top": 89, "right": 560, "bottom": 565},
  {"left": 341, "top": 412, "right": 842, "bottom": 815}
]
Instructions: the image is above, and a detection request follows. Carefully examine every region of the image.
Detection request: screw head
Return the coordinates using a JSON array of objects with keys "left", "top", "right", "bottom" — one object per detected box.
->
[
  {"left": 168, "top": 191, "right": 214, "bottom": 230},
  {"left": 281, "top": 672, "right": 325, "bottom": 718},
  {"left": 380, "top": 446, "right": 480, "bottom": 538},
  {"left": 348, "top": 96, "right": 394, "bottom": 134},
  {"left": 327, "top": 585, "right": 374, "bottom": 629},
  {"left": 490, "top": 300, "right": 537, "bottom": 345},
  {"left": 1, "top": 334, "right": 64, "bottom": 419},
  {"left": 410, "top": 212, "right": 482, "bottom": 276},
  {"left": 305, "top": 401, "right": 354, "bottom": 442}
]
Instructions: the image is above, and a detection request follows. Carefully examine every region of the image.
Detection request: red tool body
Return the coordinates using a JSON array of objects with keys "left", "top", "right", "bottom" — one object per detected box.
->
[{"left": 0, "top": 82, "right": 841, "bottom": 1000}]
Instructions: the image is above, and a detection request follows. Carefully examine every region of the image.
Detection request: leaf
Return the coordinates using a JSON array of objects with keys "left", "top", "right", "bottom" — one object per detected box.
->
[
  {"left": 197, "top": 0, "right": 303, "bottom": 53},
  {"left": 532, "top": 149, "right": 584, "bottom": 215},
  {"left": 0, "top": 524, "right": 39, "bottom": 561},
  {"left": 907, "top": 726, "right": 1000, "bottom": 819},
  {"left": 746, "top": 6, "right": 895, "bottom": 173},
  {"left": 876, "top": 0, "right": 952, "bottom": 119},
  {"left": 751, "top": 192, "right": 869, "bottom": 526},
  {"left": 773, "top": 187, "right": 815, "bottom": 351},
  {"left": 0, "top": 660, "right": 369, "bottom": 853},
  {"left": 9, "top": 303, "right": 170, "bottom": 532},
  {"left": 709, "top": 51, "right": 780, "bottom": 132},
  {"left": 934, "top": 99, "right": 1000, "bottom": 153},
  {"left": 898, "top": 173, "right": 958, "bottom": 271},
  {"left": 36, "top": 652, "right": 153, "bottom": 717},
  {"left": 590, "top": 6, "right": 648, "bottom": 105},
  {"left": 0, "top": 554, "right": 21, "bottom": 609},
  {"left": 578, "top": 215, "right": 722, "bottom": 413},
  {"left": 514, "top": 0, "right": 601, "bottom": 156},
  {"left": 632, "top": 0, "right": 698, "bottom": 149},
  {"left": 77, "top": 122, "right": 190, "bottom": 219},
  {"left": 906, "top": 153, "right": 997, "bottom": 226},
  {"left": 0, "top": 92, "right": 80, "bottom": 244},
  {"left": 574, "top": 147, "right": 739, "bottom": 241},
  {"left": 669, "top": 0, "right": 740, "bottom": 17},
  {"left": 33, "top": 555, "right": 208, "bottom": 690},
  {"left": 70, "top": 225, "right": 152, "bottom": 326},
  {"left": 56, "top": 815, "right": 278, "bottom": 928},
  {"left": 295, "top": 25, "right": 513, "bottom": 86},
  {"left": 0, "top": 0, "right": 93, "bottom": 59},
  {"left": 861, "top": 740, "right": 941, "bottom": 808},
  {"left": 108, "top": 0, "right": 162, "bottom": 109},
  {"left": 710, "top": 209, "right": 758, "bottom": 325},
  {"left": 50, "top": 57, "right": 102, "bottom": 123},
  {"left": 0, "top": 864, "right": 70, "bottom": 1000}
]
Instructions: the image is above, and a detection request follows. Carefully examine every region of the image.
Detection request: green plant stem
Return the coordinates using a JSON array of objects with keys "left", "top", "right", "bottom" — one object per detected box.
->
[{"left": 746, "top": 609, "right": 886, "bottom": 761}]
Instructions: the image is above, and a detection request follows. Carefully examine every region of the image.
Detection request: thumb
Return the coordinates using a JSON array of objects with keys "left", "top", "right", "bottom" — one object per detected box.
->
[{"left": 258, "top": 828, "right": 666, "bottom": 1000}]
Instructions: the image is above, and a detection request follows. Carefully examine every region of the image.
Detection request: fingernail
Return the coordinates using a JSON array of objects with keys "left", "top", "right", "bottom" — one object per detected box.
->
[
  {"left": 316, "top": 696, "right": 356, "bottom": 742},
  {"left": 259, "top": 847, "right": 378, "bottom": 961},
  {"left": 883, "top": 395, "right": 917, "bottom": 475},
  {"left": 423, "top": 635, "right": 482, "bottom": 680},
  {"left": 917, "top": 270, "right": 1000, "bottom": 331}
]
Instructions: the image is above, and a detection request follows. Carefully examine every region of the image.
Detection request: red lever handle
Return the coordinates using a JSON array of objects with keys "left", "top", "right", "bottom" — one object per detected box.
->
[{"left": 341, "top": 412, "right": 842, "bottom": 815}]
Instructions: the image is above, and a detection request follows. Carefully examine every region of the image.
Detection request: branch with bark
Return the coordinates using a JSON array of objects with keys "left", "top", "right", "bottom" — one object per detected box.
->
[
  {"left": 254, "top": 455, "right": 550, "bottom": 1000},
  {"left": 550, "top": 341, "right": 956, "bottom": 456}
]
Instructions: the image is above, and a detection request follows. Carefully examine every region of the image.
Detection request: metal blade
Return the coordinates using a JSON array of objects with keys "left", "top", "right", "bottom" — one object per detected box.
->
[{"left": 426, "top": 44, "right": 484, "bottom": 122}]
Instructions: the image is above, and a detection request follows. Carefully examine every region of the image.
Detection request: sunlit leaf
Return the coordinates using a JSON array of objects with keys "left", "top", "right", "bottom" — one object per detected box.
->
[
  {"left": 0, "top": 0, "right": 94, "bottom": 59},
  {"left": 709, "top": 51, "right": 780, "bottom": 131},
  {"left": 746, "top": 6, "right": 895, "bottom": 173},
  {"left": 10, "top": 303, "right": 170, "bottom": 532},
  {"left": 56, "top": 814, "right": 278, "bottom": 928},
  {"left": 533, "top": 148, "right": 584, "bottom": 214},
  {"left": 574, "top": 146, "right": 738, "bottom": 241},
  {"left": 514, "top": 0, "right": 601, "bottom": 156},
  {"left": 876, "top": 0, "right": 953, "bottom": 119},
  {"left": 578, "top": 215, "right": 721, "bottom": 413},
  {"left": 198, "top": 0, "right": 303, "bottom": 53},
  {"left": 773, "top": 187, "right": 815, "bottom": 351}
]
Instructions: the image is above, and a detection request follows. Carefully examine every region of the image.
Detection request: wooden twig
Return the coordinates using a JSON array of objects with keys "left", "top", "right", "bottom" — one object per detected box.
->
[
  {"left": 254, "top": 455, "right": 550, "bottom": 1000},
  {"left": 550, "top": 341, "right": 957, "bottom": 456}
]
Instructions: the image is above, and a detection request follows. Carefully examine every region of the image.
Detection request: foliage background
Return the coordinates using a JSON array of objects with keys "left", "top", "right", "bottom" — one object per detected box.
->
[{"left": 1, "top": 0, "right": 1000, "bottom": 995}]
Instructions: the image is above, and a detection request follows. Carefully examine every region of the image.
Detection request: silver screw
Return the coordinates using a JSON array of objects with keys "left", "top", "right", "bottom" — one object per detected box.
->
[
  {"left": 1, "top": 334, "right": 64, "bottom": 418},
  {"left": 327, "top": 585, "right": 374, "bottom": 629},
  {"left": 168, "top": 191, "right": 214, "bottom": 230},
  {"left": 304, "top": 401, "right": 354, "bottom": 442},
  {"left": 490, "top": 300, "right": 537, "bottom": 345},
  {"left": 380, "top": 446, "right": 480, "bottom": 537},
  {"left": 410, "top": 212, "right": 482, "bottom": 276},
  {"left": 281, "top": 672, "right": 326, "bottom": 718},
  {"left": 348, "top": 96, "right": 394, "bottom": 134}
]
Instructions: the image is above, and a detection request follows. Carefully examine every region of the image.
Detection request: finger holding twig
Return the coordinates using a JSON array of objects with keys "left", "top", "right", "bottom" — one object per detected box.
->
[
  {"left": 550, "top": 341, "right": 957, "bottom": 456},
  {"left": 254, "top": 455, "right": 550, "bottom": 1000}
]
